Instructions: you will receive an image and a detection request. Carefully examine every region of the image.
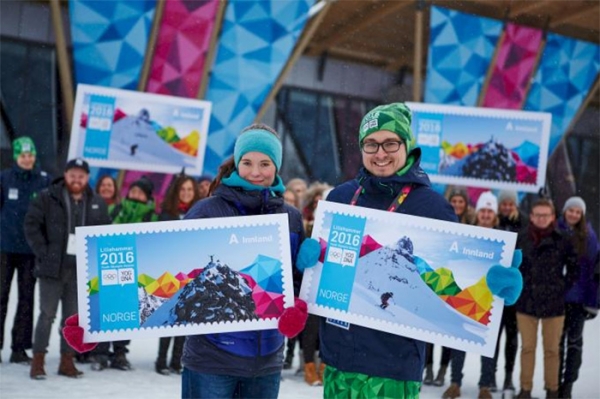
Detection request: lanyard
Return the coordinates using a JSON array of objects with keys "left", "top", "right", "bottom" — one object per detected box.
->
[{"left": 349, "top": 184, "right": 412, "bottom": 212}]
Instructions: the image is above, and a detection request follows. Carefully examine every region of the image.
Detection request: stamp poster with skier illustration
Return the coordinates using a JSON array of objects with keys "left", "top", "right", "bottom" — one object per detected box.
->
[
  {"left": 75, "top": 214, "right": 294, "bottom": 342},
  {"left": 68, "top": 84, "right": 211, "bottom": 174},
  {"left": 406, "top": 102, "right": 551, "bottom": 193},
  {"left": 300, "top": 201, "right": 518, "bottom": 357}
]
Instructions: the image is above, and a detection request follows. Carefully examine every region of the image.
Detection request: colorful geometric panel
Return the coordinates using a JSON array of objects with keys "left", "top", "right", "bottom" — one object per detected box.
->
[
  {"left": 88, "top": 276, "right": 99, "bottom": 294},
  {"left": 70, "top": 0, "right": 156, "bottom": 89},
  {"left": 146, "top": 0, "right": 219, "bottom": 97},
  {"left": 523, "top": 33, "right": 600, "bottom": 155},
  {"left": 482, "top": 23, "right": 543, "bottom": 109},
  {"left": 425, "top": 6, "right": 503, "bottom": 106},
  {"left": 360, "top": 235, "right": 383, "bottom": 257},
  {"left": 202, "top": 0, "right": 315, "bottom": 175}
]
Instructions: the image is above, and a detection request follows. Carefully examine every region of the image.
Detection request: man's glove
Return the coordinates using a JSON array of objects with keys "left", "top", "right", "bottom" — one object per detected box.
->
[
  {"left": 296, "top": 238, "right": 321, "bottom": 272},
  {"left": 62, "top": 314, "right": 98, "bottom": 353},
  {"left": 584, "top": 306, "right": 598, "bottom": 320},
  {"left": 278, "top": 298, "right": 308, "bottom": 338},
  {"left": 486, "top": 250, "right": 523, "bottom": 306}
]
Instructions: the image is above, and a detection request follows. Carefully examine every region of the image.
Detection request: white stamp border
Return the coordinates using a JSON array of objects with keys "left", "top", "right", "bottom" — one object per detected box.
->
[
  {"left": 68, "top": 83, "right": 212, "bottom": 175},
  {"left": 300, "top": 201, "right": 518, "bottom": 357},
  {"left": 406, "top": 101, "right": 551, "bottom": 193},
  {"left": 76, "top": 214, "right": 294, "bottom": 342}
]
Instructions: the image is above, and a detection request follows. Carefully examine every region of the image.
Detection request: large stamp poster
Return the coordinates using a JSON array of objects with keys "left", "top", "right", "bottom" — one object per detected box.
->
[
  {"left": 68, "top": 84, "right": 211, "bottom": 174},
  {"left": 406, "top": 102, "right": 551, "bottom": 193},
  {"left": 76, "top": 215, "right": 294, "bottom": 342},
  {"left": 300, "top": 201, "right": 517, "bottom": 357}
]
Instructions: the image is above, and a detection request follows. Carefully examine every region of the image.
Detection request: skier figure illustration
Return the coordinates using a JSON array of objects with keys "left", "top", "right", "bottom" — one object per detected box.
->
[{"left": 380, "top": 292, "right": 394, "bottom": 309}]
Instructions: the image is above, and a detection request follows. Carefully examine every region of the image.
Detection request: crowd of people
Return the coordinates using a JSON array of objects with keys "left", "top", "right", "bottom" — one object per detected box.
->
[{"left": 0, "top": 101, "right": 597, "bottom": 399}]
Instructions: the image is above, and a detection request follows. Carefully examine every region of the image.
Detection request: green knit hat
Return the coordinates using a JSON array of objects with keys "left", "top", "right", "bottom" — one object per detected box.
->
[
  {"left": 359, "top": 103, "right": 416, "bottom": 155},
  {"left": 13, "top": 136, "right": 37, "bottom": 160}
]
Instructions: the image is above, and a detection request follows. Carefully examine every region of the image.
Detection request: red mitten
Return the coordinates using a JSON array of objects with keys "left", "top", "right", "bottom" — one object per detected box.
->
[
  {"left": 62, "top": 314, "right": 98, "bottom": 353},
  {"left": 278, "top": 298, "right": 308, "bottom": 338}
]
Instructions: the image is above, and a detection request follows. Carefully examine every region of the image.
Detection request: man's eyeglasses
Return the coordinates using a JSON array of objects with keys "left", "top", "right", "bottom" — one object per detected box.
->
[{"left": 361, "top": 140, "right": 404, "bottom": 154}]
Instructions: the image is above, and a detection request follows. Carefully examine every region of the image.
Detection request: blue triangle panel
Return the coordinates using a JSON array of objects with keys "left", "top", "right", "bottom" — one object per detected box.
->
[
  {"left": 523, "top": 33, "right": 600, "bottom": 156},
  {"left": 70, "top": 0, "right": 157, "bottom": 88},
  {"left": 203, "top": 0, "right": 315, "bottom": 174},
  {"left": 424, "top": 6, "right": 502, "bottom": 106}
]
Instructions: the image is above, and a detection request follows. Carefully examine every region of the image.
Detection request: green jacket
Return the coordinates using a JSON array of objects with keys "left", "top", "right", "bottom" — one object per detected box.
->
[{"left": 110, "top": 198, "right": 158, "bottom": 224}]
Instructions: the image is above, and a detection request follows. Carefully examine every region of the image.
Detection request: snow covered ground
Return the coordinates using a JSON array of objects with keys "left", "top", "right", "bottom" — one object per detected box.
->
[{"left": 1, "top": 281, "right": 598, "bottom": 398}]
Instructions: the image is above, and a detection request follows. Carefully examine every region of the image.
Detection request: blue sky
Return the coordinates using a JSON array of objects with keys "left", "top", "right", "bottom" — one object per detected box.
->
[{"left": 85, "top": 224, "right": 283, "bottom": 278}]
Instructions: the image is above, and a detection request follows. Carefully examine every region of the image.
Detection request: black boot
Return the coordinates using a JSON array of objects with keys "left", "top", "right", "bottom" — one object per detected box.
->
[
  {"left": 9, "top": 349, "right": 32, "bottom": 365},
  {"left": 423, "top": 365, "right": 434, "bottom": 385},
  {"left": 559, "top": 383, "right": 573, "bottom": 399},
  {"left": 155, "top": 357, "right": 170, "bottom": 375}
]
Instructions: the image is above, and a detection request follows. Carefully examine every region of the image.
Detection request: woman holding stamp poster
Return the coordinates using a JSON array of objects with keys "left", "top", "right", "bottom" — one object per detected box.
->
[
  {"left": 179, "top": 124, "right": 312, "bottom": 398},
  {"left": 297, "top": 103, "right": 523, "bottom": 399}
]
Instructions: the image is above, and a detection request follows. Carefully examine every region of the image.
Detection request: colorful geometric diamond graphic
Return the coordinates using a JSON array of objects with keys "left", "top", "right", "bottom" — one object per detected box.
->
[
  {"left": 202, "top": 0, "right": 314, "bottom": 175},
  {"left": 422, "top": 268, "right": 462, "bottom": 296},
  {"left": 252, "top": 285, "right": 284, "bottom": 319},
  {"left": 70, "top": 0, "right": 156, "bottom": 89},
  {"left": 523, "top": 33, "right": 600, "bottom": 155},
  {"left": 482, "top": 23, "right": 543, "bottom": 109},
  {"left": 444, "top": 277, "right": 493, "bottom": 325},
  {"left": 425, "top": 6, "right": 502, "bottom": 106},
  {"left": 146, "top": 0, "right": 219, "bottom": 97},
  {"left": 241, "top": 255, "right": 284, "bottom": 293}
]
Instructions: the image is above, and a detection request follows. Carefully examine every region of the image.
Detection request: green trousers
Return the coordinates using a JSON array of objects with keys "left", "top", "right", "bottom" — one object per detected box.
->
[{"left": 323, "top": 365, "right": 421, "bottom": 399}]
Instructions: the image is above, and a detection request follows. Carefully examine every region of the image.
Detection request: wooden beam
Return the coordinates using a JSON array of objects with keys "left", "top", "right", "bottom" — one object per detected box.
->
[
  {"left": 549, "top": 4, "right": 597, "bottom": 28},
  {"left": 138, "top": 0, "right": 166, "bottom": 91},
  {"left": 477, "top": 28, "right": 506, "bottom": 106},
  {"left": 198, "top": 0, "right": 228, "bottom": 99},
  {"left": 255, "top": 1, "right": 333, "bottom": 121},
  {"left": 49, "top": 0, "right": 74, "bottom": 132},
  {"left": 308, "top": 0, "right": 412, "bottom": 56},
  {"left": 320, "top": 46, "right": 398, "bottom": 67},
  {"left": 412, "top": 2, "right": 424, "bottom": 102},
  {"left": 509, "top": 1, "right": 548, "bottom": 18}
]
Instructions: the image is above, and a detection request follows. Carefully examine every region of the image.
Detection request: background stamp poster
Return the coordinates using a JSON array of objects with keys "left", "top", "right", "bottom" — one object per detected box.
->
[
  {"left": 68, "top": 84, "right": 211, "bottom": 174},
  {"left": 406, "top": 102, "right": 551, "bottom": 193},
  {"left": 76, "top": 214, "right": 294, "bottom": 342},
  {"left": 300, "top": 201, "right": 517, "bottom": 357}
]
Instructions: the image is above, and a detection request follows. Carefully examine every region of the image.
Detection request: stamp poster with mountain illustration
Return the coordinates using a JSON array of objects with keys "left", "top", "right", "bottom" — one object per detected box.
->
[
  {"left": 407, "top": 102, "right": 551, "bottom": 193},
  {"left": 300, "top": 201, "right": 518, "bottom": 357},
  {"left": 68, "top": 84, "right": 212, "bottom": 175},
  {"left": 75, "top": 214, "right": 294, "bottom": 342}
]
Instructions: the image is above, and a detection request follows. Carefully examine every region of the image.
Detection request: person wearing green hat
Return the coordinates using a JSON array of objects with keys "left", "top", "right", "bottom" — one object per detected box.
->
[
  {"left": 295, "top": 103, "right": 524, "bottom": 398},
  {"left": 0, "top": 137, "right": 51, "bottom": 365}
]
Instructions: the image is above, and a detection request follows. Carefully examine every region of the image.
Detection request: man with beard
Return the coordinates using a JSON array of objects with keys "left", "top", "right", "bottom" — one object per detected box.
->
[{"left": 24, "top": 158, "right": 110, "bottom": 380}]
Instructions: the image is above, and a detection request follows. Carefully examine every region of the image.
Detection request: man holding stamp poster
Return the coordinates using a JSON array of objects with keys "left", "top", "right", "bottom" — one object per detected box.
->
[{"left": 300, "top": 103, "right": 524, "bottom": 398}]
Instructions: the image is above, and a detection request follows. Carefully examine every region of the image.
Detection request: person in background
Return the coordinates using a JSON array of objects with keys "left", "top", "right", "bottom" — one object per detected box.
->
[
  {"left": 89, "top": 176, "right": 158, "bottom": 372},
  {"left": 495, "top": 189, "right": 524, "bottom": 394},
  {"left": 443, "top": 191, "right": 502, "bottom": 399},
  {"left": 286, "top": 178, "right": 308, "bottom": 209},
  {"left": 180, "top": 123, "right": 310, "bottom": 398},
  {"left": 433, "top": 187, "right": 473, "bottom": 390},
  {"left": 300, "top": 181, "right": 331, "bottom": 386},
  {"left": 446, "top": 186, "right": 476, "bottom": 225},
  {"left": 24, "top": 158, "right": 110, "bottom": 379},
  {"left": 0, "top": 137, "right": 51, "bottom": 365},
  {"left": 196, "top": 174, "right": 213, "bottom": 200},
  {"left": 283, "top": 188, "right": 298, "bottom": 208},
  {"left": 95, "top": 175, "right": 120, "bottom": 217},
  {"left": 557, "top": 197, "right": 599, "bottom": 399},
  {"left": 155, "top": 174, "right": 201, "bottom": 376},
  {"left": 298, "top": 103, "right": 522, "bottom": 399},
  {"left": 515, "top": 198, "right": 578, "bottom": 399},
  {"left": 498, "top": 190, "right": 528, "bottom": 233}
]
